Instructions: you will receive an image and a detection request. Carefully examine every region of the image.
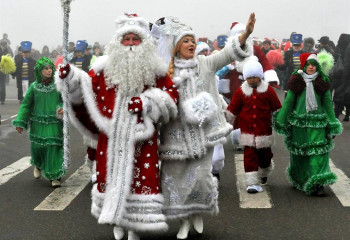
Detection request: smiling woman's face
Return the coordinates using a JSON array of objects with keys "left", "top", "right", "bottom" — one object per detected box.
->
[{"left": 179, "top": 36, "right": 196, "bottom": 59}]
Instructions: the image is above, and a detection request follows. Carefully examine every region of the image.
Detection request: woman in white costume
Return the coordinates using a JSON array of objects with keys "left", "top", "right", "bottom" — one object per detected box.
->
[{"left": 156, "top": 13, "right": 256, "bottom": 239}]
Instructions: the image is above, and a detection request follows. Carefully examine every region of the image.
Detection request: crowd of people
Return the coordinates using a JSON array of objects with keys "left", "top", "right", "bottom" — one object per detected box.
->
[{"left": 0, "top": 12, "right": 348, "bottom": 240}]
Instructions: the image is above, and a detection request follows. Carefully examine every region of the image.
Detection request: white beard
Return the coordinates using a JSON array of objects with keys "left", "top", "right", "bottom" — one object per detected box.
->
[{"left": 104, "top": 35, "right": 167, "bottom": 96}]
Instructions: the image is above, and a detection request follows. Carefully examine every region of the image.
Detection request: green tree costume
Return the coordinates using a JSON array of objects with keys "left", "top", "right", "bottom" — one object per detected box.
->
[
  {"left": 13, "top": 57, "right": 65, "bottom": 180},
  {"left": 273, "top": 58, "right": 342, "bottom": 195}
]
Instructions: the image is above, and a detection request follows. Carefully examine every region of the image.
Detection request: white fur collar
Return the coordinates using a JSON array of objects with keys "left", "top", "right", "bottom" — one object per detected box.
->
[
  {"left": 241, "top": 80, "right": 268, "bottom": 96},
  {"left": 174, "top": 57, "right": 198, "bottom": 69},
  {"left": 91, "top": 55, "right": 109, "bottom": 74}
]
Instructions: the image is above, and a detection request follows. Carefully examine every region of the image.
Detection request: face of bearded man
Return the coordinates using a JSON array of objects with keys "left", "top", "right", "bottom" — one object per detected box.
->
[{"left": 104, "top": 33, "right": 166, "bottom": 97}]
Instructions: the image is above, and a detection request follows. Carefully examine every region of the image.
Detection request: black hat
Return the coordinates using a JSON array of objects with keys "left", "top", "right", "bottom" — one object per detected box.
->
[{"left": 318, "top": 36, "right": 329, "bottom": 45}]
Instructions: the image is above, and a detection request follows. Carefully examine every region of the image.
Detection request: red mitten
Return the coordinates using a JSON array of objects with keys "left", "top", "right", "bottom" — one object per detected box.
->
[
  {"left": 128, "top": 97, "right": 143, "bottom": 114},
  {"left": 58, "top": 63, "right": 71, "bottom": 79}
]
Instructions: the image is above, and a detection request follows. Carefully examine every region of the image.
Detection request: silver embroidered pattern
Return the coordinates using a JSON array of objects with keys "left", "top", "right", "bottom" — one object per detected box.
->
[
  {"left": 134, "top": 167, "right": 140, "bottom": 179},
  {"left": 169, "top": 129, "right": 182, "bottom": 142},
  {"left": 141, "top": 186, "right": 152, "bottom": 194}
]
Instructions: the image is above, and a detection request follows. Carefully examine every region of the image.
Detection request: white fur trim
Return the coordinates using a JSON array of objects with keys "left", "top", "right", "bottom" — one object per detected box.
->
[
  {"left": 240, "top": 79, "right": 268, "bottom": 96},
  {"left": 90, "top": 55, "right": 108, "bottom": 74},
  {"left": 255, "top": 135, "right": 274, "bottom": 149},
  {"left": 218, "top": 78, "right": 231, "bottom": 94},
  {"left": 240, "top": 133, "right": 255, "bottom": 147},
  {"left": 79, "top": 71, "right": 112, "bottom": 134},
  {"left": 119, "top": 193, "right": 168, "bottom": 232},
  {"left": 264, "top": 69, "right": 280, "bottom": 85},
  {"left": 66, "top": 102, "right": 99, "bottom": 144},
  {"left": 230, "top": 23, "right": 246, "bottom": 37},
  {"left": 225, "top": 35, "right": 254, "bottom": 62},
  {"left": 91, "top": 183, "right": 105, "bottom": 219},
  {"left": 55, "top": 65, "right": 84, "bottom": 104},
  {"left": 245, "top": 171, "right": 259, "bottom": 185},
  {"left": 83, "top": 135, "right": 98, "bottom": 148},
  {"left": 182, "top": 92, "right": 218, "bottom": 125},
  {"left": 114, "top": 15, "right": 150, "bottom": 40},
  {"left": 240, "top": 133, "right": 273, "bottom": 148},
  {"left": 258, "top": 160, "right": 274, "bottom": 178},
  {"left": 175, "top": 31, "right": 196, "bottom": 46},
  {"left": 195, "top": 42, "right": 210, "bottom": 56},
  {"left": 243, "top": 59, "right": 264, "bottom": 80}
]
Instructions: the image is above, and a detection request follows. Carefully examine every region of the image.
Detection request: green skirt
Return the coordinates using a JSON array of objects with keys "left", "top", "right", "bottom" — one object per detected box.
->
[{"left": 287, "top": 153, "right": 337, "bottom": 195}]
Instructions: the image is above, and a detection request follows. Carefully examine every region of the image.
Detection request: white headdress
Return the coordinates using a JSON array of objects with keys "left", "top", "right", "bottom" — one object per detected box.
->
[{"left": 153, "top": 16, "right": 196, "bottom": 64}]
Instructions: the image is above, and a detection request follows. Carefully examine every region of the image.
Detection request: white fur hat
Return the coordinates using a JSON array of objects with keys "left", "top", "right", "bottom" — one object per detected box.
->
[
  {"left": 195, "top": 41, "right": 210, "bottom": 55},
  {"left": 243, "top": 59, "right": 264, "bottom": 80},
  {"left": 114, "top": 13, "right": 150, "bottom": 40},
  {"left": 156, "top": 16, "right": 196, "bottom": 64},
  {"left": 230, "top": 22, "right": 246, "bottom": 37}
]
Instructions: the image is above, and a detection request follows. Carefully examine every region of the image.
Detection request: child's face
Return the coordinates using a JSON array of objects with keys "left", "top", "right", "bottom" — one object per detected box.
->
[
  {"left": 246, "top": 77, "right": 261, "bottom": 88},
  {"left": 41, "top": 65, "right": 53, "bottom": 79}
]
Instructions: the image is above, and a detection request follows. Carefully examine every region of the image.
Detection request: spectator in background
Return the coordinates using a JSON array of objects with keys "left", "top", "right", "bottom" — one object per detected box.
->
[
  {"left": 12, "top": 41, "right": 36, "bottom": 103},
  {"left": 282, "top": 33, "right": 306, "bottom": 94},
  {"left": 261, "top": 38, "right": 273, "bottom": 55},
  {"left": 217, "top": 34, "right": 228, "bottom": 50},
  {"left": 70, "top": 40, "right": 90, "bottom": 72},
  {"left": 317, "top": 36, "right": 335, "bottom": 57},
  {"left": 302, "top": 37, "right": 316, "bottom": 53},
  {"left": 0, "top": 39, "right": 10, "bottom": 104},
  {"left": 195, "top": 41, "right": 210, "bottom": 56},
  {"left": 41, "top": 45, "right": 50, "bottom": 58},
  {"left": 332, "top": 33, "right": 350, "bottom": 121},
  {"left": 67, "top": 41, "right": 75, "bottom": 62},
  {"left": 50, "top": 49, "right": 59, "bottom": 62}
]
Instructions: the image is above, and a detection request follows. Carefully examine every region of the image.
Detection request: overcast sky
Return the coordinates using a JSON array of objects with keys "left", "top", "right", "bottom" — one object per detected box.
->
[{"left": 0, "top": 0, "right": 349, "bottom": 51}]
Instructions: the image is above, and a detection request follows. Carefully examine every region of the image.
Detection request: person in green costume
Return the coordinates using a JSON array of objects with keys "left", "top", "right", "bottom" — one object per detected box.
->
[
  {"left": 13, "top": 57, "right": 64, "bottom": 188},
  {"left": 273, "top": 52, "right": 342, "bottom": 196}
]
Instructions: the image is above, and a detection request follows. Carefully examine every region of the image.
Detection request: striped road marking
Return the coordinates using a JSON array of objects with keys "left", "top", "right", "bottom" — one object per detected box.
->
[
  {"left": 0, "top": 157, "right": 31, "bottom": 185},
  {"left": 34, "top": 164, "right": 91, "bottom": 211},
  {"left": 329, "top": 159, "right": 350, "bottom": 207},
  {"left": 234, "top": 154, "right": 273, "bottom": 208},
  {"left": 1, "top": 114, "right": 17, "bottom": 123}
]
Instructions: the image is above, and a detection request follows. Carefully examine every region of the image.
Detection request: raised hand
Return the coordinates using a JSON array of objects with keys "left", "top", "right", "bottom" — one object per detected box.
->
[
  {"left": 58, "top": 63, "right": 71, "bottom": 79},
  {"left": 238, "top": 12, "right": 256, "bottom": 46}
]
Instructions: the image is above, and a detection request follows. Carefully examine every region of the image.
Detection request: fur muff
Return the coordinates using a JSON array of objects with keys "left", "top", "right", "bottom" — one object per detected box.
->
[
  {"left": 313, "top": 76, "right": 330, "bottom": 95},
  {"left": 288, "top": 74, "right": 306, "bottom": 95}
]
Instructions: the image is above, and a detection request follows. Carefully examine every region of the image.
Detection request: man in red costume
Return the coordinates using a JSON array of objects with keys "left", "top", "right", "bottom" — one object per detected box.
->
[{"left": 56, "top": 14, "right": 178, "bottom": 240}]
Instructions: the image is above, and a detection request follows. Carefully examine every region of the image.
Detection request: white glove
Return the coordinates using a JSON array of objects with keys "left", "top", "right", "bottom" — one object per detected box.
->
[{"left": 212, "top": 144, "right": 225, "bottom": 174}]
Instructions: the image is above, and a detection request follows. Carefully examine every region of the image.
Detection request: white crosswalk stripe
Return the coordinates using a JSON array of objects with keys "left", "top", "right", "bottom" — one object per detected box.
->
[
  {"left": 0, "top": 156, "right": 31, "bottom": 185},
  {"left": 34, "top": 163, "right": 91, "bottom": 211},
  {"left": 234, "top": 154, "right": 273, "bottom": 208},
  {"left": 329, "top": 159, "right": 350, "bottom": 207}
]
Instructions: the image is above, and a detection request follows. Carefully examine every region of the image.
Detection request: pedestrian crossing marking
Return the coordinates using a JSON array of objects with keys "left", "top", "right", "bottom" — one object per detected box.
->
[
  {"left": 34, "top": 163, "right": 91, "bottom": 211},
  {"left": 0, "top": 114, "right": 17, "bottom": 123},
  {"left": 234, "top": 154, "right": 273, "bottom": 208},
  {"left": 329, "top": 159, "right": 350, "bottom": 207},
  {"left": 0, "top": 157, "right": 31, "bottom": 185}
]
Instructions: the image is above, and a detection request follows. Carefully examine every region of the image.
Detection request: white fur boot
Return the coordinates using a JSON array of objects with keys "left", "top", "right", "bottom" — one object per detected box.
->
[
  {"left": 192, "top": 215, "right": 203, "bottom": 234},
  {"left": 128, "top": 231, "right": 140, "bottom": 240},
  {"left": 113, "top": 226, "right": 125, "bottom": 240},
  {"left": 177, "top": 219, "right": 191, "bottom": 239}
]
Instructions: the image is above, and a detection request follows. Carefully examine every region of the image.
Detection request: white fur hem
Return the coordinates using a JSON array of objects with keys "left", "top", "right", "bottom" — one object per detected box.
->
[
  {"left": 258, "top": 160, "right": 274, "bottom": 178},
  {"left": 245, "top": 171, "right": 259, "bottom": 185},
  {"left": 240, "top": 133, "right": 273, "bottom": 148},
  {"left": 264, "top": 69, "right": 279, "bottom": 85},
  {"left": 91, "top": 183, "right": 105, "bottom": 219},
  {"left": 218, "top": 78, "right": 231, "bottom": 94}
]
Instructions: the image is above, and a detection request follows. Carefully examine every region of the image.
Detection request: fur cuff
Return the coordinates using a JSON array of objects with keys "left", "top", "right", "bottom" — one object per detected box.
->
[
  {"left": 258, "top": 160, "right": 274, "bottom": 178},
  {"left": 182, "top": 92, "right": 218, "bottom": 125},
  {"left": 245, "top": 171, "right": 259, "bottom": 185},
  {"left": 218, "top": 78, "right": 231, "bottom": 94},
  {"left": 264, "top": 69, "right": 279, "bottom": 85},
  {"left": 225, "top": 35, "right": 254, "bottom": 62}
]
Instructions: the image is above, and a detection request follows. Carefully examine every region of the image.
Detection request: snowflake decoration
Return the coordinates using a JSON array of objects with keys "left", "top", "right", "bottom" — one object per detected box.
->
[
  {"left": 134, "top": 99, "right": 140, "bottom": 104},
  {"left": 169, "top": 129, "right": 182, "bottom": 142},
  {"left": 148, "top": 140, "right": 154, "bottom": 146},
  {"left": 141, "top": 186, "right": 152, "bottom": 195},
  {"left": 144, "top": 163, "right": 150, "bottom": 169},
  {"left": 135, "top": 181, "right": 141, "bottom": 187},
  {"left": 162, "top": 86, "right": 167, "bottom": 91},
  {"left": 134, "top": 167, "right": 140, "bottom": 178}
]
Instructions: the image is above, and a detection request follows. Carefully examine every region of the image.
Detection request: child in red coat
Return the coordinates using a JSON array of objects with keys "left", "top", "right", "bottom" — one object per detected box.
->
[{"left": 226, "top": 60, "right": 281, "bottom": 193}]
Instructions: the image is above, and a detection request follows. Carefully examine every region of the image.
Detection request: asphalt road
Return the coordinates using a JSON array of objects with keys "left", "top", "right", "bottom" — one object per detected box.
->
[{"left": 1, "top": 79, "right": 349, "bottom": 240}]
